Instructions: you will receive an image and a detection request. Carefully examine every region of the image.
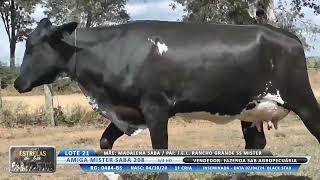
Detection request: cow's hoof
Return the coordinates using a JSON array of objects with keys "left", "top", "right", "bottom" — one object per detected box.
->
[
  {"left": 100, "top": 138, "right": 112, "bottom": 149},
  {"left": 230, "top": 173, "right": 248, "bottom": 180},
  {"left": 103, "top": 172, "right": 122, "bottom": 180}
]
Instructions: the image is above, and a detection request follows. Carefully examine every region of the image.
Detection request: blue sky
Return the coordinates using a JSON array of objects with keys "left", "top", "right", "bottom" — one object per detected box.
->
[{"left": 0, "top": 0, "right": 319, "bottom": 65}]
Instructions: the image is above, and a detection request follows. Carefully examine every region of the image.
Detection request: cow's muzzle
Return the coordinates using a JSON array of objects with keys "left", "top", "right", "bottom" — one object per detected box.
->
[{"left": 14, "top": 77, "right": 32, "bottom": 93}]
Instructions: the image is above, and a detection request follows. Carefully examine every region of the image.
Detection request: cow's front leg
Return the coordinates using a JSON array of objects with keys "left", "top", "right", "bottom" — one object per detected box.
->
[
  {"left": 140, "top": 94, "right": 169, "bottom": 180},
  {"left": 100, "top": 122, "right": 124, "bottom": 180},
  {"left": 231, "top": 121, "right": 267, "bottom": 180},
  {"left": 100, "top": 122, "right": 124, "bottom": 149},
  {"left": 140, "top": 94, "right": 169, "bottom": 149},
  {"left": 241, "top": 121, "right": 266, "bottom": 149}
]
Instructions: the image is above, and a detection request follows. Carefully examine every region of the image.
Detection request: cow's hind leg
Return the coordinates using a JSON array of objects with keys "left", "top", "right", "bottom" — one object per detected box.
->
[
  {"left": 286, "top": 92, "right": 320, "bottom": 143},
  {"left": 283, "top": 58, "right": 320, "bottom": 143},
  {"left": 100, "top": 122, "right": 124, "bottom": 180}
]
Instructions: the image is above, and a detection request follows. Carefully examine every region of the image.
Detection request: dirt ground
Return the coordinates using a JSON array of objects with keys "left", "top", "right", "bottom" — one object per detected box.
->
[{"left": 0, "top": 115, "right": 319, "bottom": 180}]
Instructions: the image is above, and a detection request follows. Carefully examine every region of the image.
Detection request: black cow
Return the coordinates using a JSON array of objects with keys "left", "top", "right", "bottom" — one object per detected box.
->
[{"left": 14, "top": 18, "right": 320, "bottom": 167}]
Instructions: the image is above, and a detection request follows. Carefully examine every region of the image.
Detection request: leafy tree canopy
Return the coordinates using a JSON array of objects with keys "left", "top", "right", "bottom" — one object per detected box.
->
[
  {"left": 171, "top": 0, "right": 320, "bottom": 49},
  {"left": 43, "top": 0, "right": 130, "bottom": 27},
  {"left": 0, "top": 0, "right": 40, "bottom": 68}
]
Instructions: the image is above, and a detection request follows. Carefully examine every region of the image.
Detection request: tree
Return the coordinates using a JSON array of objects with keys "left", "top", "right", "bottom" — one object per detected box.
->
[
  {"left": 171, "top": 0, "right": 319, "bottom": 24},
  {"left": 274, "top": 0, "right": 320, "bottom": 49},
  {"left": 43, "top": 0, "right": 129, "bottom": 28},
  {"left": 0, "top": 0, "right": 39, "bottom": 68},
  {"left": 291, "top": 0, "right": 320, "bottom": 15},
  {"left": 171, "top": 0, "right": 319, "bottom": 49},
  {"left": 171, "top": 0, "right": 256, "bottom": 24}
]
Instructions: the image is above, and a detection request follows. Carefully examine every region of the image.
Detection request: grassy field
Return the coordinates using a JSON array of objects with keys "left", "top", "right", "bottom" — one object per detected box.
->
[
  {"left": 0, "top": 115, "right": 319, "bottom": 180},
  {"left": 2, "top": 94, "right": 91, "bottom": 112}
]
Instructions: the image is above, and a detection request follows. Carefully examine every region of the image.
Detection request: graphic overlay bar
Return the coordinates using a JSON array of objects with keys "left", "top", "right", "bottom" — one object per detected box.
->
[
  {"left": 9, "top": 146, "right": 56, "bottom": 173},
  {"left": 57, "top": 149, "right": 96, "bottom": 156},
  {"left": 79, "top": 164, "right": 301, "bottom": 173},
  {"left": 96, "top": 150, "right": 273, "bottom": 156},
  {"left": 183, "top": 157, "right": 309, "bottom": 164},
  {"left": 56, "top": 149, "right": 310, "bottom": 173}
]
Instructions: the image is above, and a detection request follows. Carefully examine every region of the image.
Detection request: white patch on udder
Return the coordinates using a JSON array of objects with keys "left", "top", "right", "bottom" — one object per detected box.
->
[
  {"left": 176, "top": 90, "right": 289, "bottom": 131},
  {"left": 238, "top": 99, "right": 289, "bottom": 123},
  {"left": 264, "top": 90, "right": 285, "bottom": 104},
  {"left": 238, "top": 90, "right": 289, "bottom": 131}
]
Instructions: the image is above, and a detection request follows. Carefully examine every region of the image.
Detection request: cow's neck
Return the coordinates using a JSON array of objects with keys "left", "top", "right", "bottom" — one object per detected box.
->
[
  {"left": 61, "top": 29, "right": 103, "bottom": 80},
  {"left": 65, "top": 46, "right": 81, "bottom": 81},
  {"left": 68, "top": 50, "right": 112, "bottom": 107},
  {"left": 67, "top": 48, "right": 107, "bottom": 100},
  {"left": 62, "top": 27, "right": 139, "bottom": 107}
]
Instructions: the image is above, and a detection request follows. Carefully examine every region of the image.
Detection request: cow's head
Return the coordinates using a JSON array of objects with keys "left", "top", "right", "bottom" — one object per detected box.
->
[{"left": 14, "top": 18, "right": 78, "bottom": 93}]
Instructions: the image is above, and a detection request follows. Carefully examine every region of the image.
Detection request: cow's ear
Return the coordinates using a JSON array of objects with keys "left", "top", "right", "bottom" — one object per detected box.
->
[
  {"left": 58, "top": 22, "right": 78, "bottom": 35},
  {"left": 37, "top": 18, "right": 52, "bottom": 38},
  {"left": 51, "top": 22, "right": 78, "bottom": 40}
]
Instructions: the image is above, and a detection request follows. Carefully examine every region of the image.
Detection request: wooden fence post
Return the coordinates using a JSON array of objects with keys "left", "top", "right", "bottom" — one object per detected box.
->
[{"left": 44, "top": 84, "right": 56, "bottom": 126}]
